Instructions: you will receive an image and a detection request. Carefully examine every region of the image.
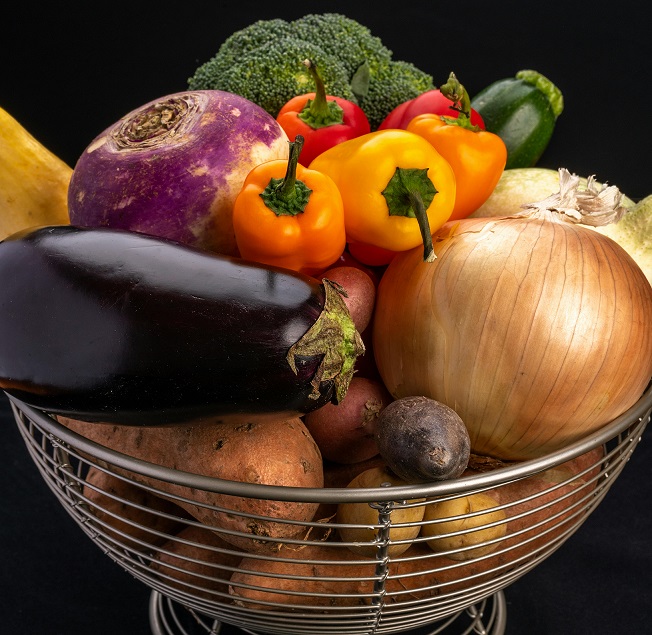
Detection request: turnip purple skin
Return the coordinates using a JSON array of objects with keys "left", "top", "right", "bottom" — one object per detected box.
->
[
  {"left": 67, "top": 90, "right": 289, "bottom": 256},
  {"left": 375, "top": 396, "right": 471, "bottom": 483}
]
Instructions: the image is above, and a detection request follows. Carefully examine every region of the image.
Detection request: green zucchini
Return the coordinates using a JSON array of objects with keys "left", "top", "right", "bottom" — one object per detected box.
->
[{"left": 471, "top": 70, "right": 564, "bottom": 169}]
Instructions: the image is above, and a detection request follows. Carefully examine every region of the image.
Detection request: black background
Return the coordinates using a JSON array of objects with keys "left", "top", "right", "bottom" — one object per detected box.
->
[{"left": 1, "top": 1, "right": 651, "bottom": 633}]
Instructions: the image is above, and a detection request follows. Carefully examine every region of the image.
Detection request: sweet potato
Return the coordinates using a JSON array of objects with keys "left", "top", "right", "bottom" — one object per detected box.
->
[
  {"left": 228, "top": 542, "right": 461, "bottom": 609},
  {"left": 59, "top": 415, "right": 324, "bottom": 553},
  {"left": 82, "top": 465, "right": 190, "bottom": 551},
  {"left": 229, "top": 445, "right": 605, "bottom": 609},
  {"left": 230, "top": 543, "right": 378, "bottom": 609},
  {"left": 150, "top": 524, "right": 244, "bottom": 600}
]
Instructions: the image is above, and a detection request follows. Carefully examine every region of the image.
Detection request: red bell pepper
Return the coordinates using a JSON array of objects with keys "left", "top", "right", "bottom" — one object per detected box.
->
[
  {"left": 378, "top": 85, "right": 485, "bottom": 131},
  {"left": 276, "top": 59, "right": 370, "bottom": 166}
]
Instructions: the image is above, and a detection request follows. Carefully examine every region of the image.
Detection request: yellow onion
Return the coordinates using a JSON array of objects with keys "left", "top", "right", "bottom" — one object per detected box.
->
[{"left": 372, "top": 169, "right": 652, "bottom": 460}]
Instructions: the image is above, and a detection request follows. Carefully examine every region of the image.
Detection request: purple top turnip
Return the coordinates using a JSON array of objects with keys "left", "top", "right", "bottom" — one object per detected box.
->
[{"left": 67, "top": 90, "right": 289, "bottom": 256}]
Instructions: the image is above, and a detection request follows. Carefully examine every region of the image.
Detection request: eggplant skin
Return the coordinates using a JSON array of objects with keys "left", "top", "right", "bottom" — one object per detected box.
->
[{"left": 0, "top": 225, "right": 335, "bottom": 425}]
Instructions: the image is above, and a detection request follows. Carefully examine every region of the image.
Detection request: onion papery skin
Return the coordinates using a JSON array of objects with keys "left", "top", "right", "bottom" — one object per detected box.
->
[
  {"left": 372, "top": 214, "right": 652, "bottom": 460},
  {"left": 68, "top": 90, "right": 289, "bottom": 257}
]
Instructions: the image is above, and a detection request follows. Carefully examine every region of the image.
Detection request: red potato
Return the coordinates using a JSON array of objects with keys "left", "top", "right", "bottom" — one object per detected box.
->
[
  {"left": 352, "top": 327, "right": 383, "bottom": 381},
  {"left": 304, "top": 376, "right": 392, "bottom": 464},
  {"left": 324, "top": 250, "right": 383, "bottom": 287},
  {"left": 321, "top": 265, "right": 377, "bottom": 334}
]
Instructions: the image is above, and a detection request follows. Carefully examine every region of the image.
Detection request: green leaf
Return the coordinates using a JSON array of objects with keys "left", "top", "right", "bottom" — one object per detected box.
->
[{"left": 350, "top": 60, "right": 371, "bottom": 102}]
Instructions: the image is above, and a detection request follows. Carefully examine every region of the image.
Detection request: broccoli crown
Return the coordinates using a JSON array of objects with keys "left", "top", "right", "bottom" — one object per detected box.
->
[
  {"left": 360, "top": 60, "right": 436, "bottom": 130},
  {"left": 191, "top": 37, "right": 356, "bottom": 118},
  {"left": 289, "top": 13, "right": 392, "bottom": 79},
  {"left": 188, "top": 14, "right": 434, "bottom": 128}
]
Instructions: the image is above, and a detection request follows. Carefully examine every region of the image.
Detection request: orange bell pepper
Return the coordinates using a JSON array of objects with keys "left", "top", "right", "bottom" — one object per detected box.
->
[
  {"left": 309, "top": 129, "right": 456, "bottom": 263},
  {"left": 232, "top": 135, "right": 346, "bottom": 276},
  {"left": 407, "top": 72, "right": 507, "bottom": 221}
]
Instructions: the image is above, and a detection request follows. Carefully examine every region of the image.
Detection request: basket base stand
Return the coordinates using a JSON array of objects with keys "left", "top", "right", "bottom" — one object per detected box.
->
[{"left": 148, "top": 590, "right": 507, "bottom": 635}]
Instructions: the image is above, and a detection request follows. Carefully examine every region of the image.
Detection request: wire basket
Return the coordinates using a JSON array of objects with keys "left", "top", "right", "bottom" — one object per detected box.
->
[{"left": 9, "top": 384, "right": 652, "bottom": 635}]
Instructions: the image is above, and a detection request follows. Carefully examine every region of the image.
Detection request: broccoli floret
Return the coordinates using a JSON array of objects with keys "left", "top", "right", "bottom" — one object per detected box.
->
[
  {"left": 289, "top": 13, "right": 392, "bottom": 80},
  {"left": 189, "top": 18, "right": 293, "bottom": 89},
  {"left": 194, "top": 37, "right": 356, "bottom": 118},
  {"left": 360, "top": 59, "right": 435, "bottom": 130}
]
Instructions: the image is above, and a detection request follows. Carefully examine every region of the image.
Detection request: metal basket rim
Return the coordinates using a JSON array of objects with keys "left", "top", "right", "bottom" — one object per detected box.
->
[{"left": 8, "top": 382, "right": 652, "bottom": 504}]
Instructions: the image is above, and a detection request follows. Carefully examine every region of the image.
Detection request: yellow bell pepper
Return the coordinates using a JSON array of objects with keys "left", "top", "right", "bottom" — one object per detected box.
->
[{"left": 309, "top": 129, "right": 456, "bottom": 262}]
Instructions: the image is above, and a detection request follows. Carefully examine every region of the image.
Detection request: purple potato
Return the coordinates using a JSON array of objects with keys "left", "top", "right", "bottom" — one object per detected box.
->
[{"left": 375, "top": 396, "right": 471, "bottom": 482}]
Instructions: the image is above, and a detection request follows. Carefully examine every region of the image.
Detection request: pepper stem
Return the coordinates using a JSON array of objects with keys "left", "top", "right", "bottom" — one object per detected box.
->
[
  {"left": 297, "top": 59, "right": 345, "bottom": 129},
  {"left": 439, "top": 72, "right": 481, "bottom": 131},
  {"left": 408, "top": 190, "right": 436, "bottom": 262},
  {"left": 381, "top": 167, "right": 438, "bottom": 262},
  {"left": 277, "top": 135, "right": 303, "bottom": 201},
  {"left": 259, "top": 136, "right": 312, "bottom": 216}
]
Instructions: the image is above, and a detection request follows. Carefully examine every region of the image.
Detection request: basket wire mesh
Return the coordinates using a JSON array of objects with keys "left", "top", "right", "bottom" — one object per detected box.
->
[{"left": 9, "top": 383, "right": 652, "bottom": 635}]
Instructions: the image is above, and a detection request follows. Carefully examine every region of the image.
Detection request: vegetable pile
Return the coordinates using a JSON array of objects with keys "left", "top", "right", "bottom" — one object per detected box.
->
[{"left": 1, "top": 10, "right": 651, "bottom": 608}]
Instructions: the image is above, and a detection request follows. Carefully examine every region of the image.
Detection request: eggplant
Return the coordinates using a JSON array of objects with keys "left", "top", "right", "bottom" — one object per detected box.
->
[{"left": 0, "top": 225, "right": 364, "bottom": 425}]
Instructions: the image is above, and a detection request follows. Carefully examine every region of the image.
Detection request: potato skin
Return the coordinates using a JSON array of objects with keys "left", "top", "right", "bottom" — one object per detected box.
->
[
  {"left": 59, "top": 415, "right": 324, "bottom": 553},
  {"left": 230, "top": 543, "right": 378, "bottom": 608},
  {"left": 320, "top": 265, "right": 377, "bottom": 334},
  {"left": 304, "top": 376, "right": 392, "bottom": 464},
  {"left": 229, "top": 446, "right": 605, "bottom": 608},
  {"left": 150, "top": 524, "right": 244, "bottom": 599},
  {"left": 375, "top": 396, "right": 471, "bottom": 482},
  {"left": 336, "top": 466, "right": 425, "bottom": 557},
  {"left": 82, "top": 466, "right": 189, "bottom": 551},
  {"left": 421, "top": 491, "right": 508, "bottom": 560}
]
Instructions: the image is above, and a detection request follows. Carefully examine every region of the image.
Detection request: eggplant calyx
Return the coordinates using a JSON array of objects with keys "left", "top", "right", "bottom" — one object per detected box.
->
[{"left": 286, "top": 279, "right": 365, "bottom": 404}]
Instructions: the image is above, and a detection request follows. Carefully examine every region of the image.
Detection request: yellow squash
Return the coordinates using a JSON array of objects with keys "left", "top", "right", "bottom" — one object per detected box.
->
[{"left": 0, "top": 106, "right": 71, "bottom": 240}]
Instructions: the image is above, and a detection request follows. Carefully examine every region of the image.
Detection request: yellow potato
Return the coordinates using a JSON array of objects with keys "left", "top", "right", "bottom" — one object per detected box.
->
[
  {"left": 421, "top": 492, "right": 507, "bottom": 560},
  {"left": 336, "top": 466, "right": 425, "bottom": 557}
]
